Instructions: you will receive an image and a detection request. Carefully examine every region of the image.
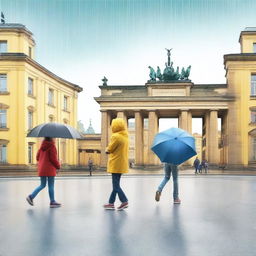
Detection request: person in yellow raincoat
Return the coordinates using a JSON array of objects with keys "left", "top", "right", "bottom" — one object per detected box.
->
[{"left": 103, "top": 118, "right": 129, "bottom": 211}]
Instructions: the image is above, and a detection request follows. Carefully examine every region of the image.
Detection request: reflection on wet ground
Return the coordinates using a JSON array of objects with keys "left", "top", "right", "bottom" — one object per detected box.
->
[{"left": 0, "top": 175, "right": 256, "bottom": 256}]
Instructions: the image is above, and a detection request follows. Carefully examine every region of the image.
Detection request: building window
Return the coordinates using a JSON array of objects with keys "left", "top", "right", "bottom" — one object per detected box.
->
[
  {"left": 28, "top": 110, "right": 33, "bottom": 130},
  {"left": 251, "top": 110, "right": 256, "bottom": 123},
  {"left": 28, "top": 144, "right": 33, "bottom": 164},
  {"left": 253, "top": 137, "right": 256, "bottom": 161},
  {"left": 0, "top": 144, "right": 7, "bottom": 163},
  {"left": 49, "top": 115, "right": 54, "bottom": 122},
  {"left": 253, "top": 43, "right": 256, "bottom": 53},
  {"left": 29, "top": 47, "right": 32, "bottom": 58},
  {"left": 28, "top": 78, "right": 33, "bottom": 95},
  {"left": 0, "top": 74, "right": 7, "bottom": 92},
  {"left": 0, "top": 41, "right": 7, "bottom": 53},
  {"left": 48, "top": 89, "right": 54, "bottom": 105},
  {"left": 0, "top": 110, "right": 6, "bottom": 128},
  {"left": 251, "top": 75, "right": 256, "bottom": 96},
  {"left": 64, "top": 96, "right": 68, "bottom": 111}
]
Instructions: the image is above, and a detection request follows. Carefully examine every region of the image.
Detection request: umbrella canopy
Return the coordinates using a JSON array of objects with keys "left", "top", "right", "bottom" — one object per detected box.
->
[
  {"left": 151, "top": 127, "right": 197, "bottom": 165},
  {"left": 27, "top": 122, "right": 82, "bottom": 139}
]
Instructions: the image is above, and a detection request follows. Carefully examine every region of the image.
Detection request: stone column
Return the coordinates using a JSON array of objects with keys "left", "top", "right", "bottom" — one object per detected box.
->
[
  {"left": 208, "top": 109, "right": 219, "bottom": 164},
  {"left": 148, "top": 110, "right": 159, "bottom": 165},
  {"left": 179, "top": 109, "right": 192, "bottom": 133},
  {"left": 116, "top": 111, "right": 128, "bottom": 127},
  {"left": 135, "top": 111, "right": 144, "bottom": 166},
  {"left": 179, "top": 109, "right": 192, "bottom": 164},
  {"left": 100, "top": 110, "right": 110, "bottom": 168}
]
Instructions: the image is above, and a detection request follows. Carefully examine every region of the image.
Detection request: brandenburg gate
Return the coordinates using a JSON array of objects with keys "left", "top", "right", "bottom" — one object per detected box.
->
[{"left": 95, "top": 49, "right": 233, "bottom": 168}]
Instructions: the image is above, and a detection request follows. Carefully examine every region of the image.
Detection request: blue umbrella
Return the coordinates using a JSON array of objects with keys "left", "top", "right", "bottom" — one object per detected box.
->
[{"left": 151, "top": 127, "right": 197, "bottom": 165}]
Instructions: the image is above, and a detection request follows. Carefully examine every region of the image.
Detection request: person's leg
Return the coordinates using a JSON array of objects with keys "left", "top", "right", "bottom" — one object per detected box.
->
[
  {"left": 116, "top": 174, "right": 128, "bottom": 203},
  {"left": 48, "top": 176, "right": 61, "bottom": 208},
  {"left": 47, "top": 176, "right": 55, "bottom": 203},
  {"left": 171, "top": 166, "right": 179, "bottom": 200},
  {"left": 30, "top": 177, "right": 47, "bottom": 199},
  {"left": 158, "top": 164, "right": 171, "bottom": 192},
  {"left": 109, "top": 173, "right": 119, "bottom": 204},
  {"left": 155, "top": 164, "right": 171, "bottom": 202}
]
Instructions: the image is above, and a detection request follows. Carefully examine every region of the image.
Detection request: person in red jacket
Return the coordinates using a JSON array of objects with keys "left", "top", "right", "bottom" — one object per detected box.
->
[{"left": 26, "top": 137, "right": 61, "bottom": 208}]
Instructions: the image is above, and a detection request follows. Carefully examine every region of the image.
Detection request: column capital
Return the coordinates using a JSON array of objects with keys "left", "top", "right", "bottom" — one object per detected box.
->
[
  {"left": 146, "top": 109, "right": 159, "bottom": 114},
  {"left": 209, "top": 108, "right": 219, "bottom": 112},
  {"left": 100, "top": 109, "right": 108, "bottom": 113},
  {"left": 115, "top": 109, "right": 126, "bottom": 112},
  {"left": 180, "top": 108, "right": 190, "bottom": 112}
]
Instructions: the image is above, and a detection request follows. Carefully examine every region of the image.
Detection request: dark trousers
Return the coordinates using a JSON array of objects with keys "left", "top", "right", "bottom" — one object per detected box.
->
[{"left": 109, "top": 173, "right": 128, "bottom": 204}]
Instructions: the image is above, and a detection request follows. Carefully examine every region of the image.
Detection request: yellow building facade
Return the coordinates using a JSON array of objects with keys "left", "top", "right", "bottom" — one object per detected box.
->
[
  {"left": 224, "top": 27, "right": 256, "bottom": 167},
  {"left": 0, "top": 24, "right": 82, "bottom": 167}
]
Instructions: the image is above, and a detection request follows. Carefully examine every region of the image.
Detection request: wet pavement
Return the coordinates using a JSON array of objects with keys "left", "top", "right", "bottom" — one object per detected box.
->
[
  {"left": 1, "top": 167, "right": 256, "bottom": 177},
  {"left": 0, "top": 175, "right": 256, "bottom": 256}
]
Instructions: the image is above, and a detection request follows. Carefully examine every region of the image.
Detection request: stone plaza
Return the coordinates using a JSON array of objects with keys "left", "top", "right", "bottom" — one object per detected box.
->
[{"left": 0, "top": 173, "right": 255, "bottom": 256}]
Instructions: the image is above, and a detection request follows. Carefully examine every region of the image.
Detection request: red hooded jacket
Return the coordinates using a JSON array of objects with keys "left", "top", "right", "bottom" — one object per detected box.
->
[{"left": 36, "top": 140, "right": 61, "bottom": 176}]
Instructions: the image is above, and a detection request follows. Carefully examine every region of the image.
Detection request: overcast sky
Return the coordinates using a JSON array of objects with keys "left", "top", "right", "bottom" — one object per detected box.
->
[{"left": 0, "top": 0, "right": 255, "bottom": 133}]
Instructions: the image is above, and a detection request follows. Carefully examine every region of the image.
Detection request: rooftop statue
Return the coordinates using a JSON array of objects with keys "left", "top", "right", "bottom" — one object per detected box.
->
[
  {"left": 156, "top": 66, "right": 162, "bottom": 81},
  {"left": 148, "top": 66, "right": 156, "bottom": 81},
  {"left": 173, "top": 66, "right": 180, "bottom": 80},
  {"left": 180, "top": 65, "right": 191, "bottom": 80},
  {"left": 102, "top": 76, "right": 108, "bottom": 86},
  {"left": 184, "top": 65, "right": 191, "bottom": 80},
  {"left": 163, "top": 62, "right": 176, "bottom": 81},
  {"left": 165, "top": 48, "right": 172, "bottom": 66},
  {"left": 147, "top": 49, "right": 191, "bottom": 82}
]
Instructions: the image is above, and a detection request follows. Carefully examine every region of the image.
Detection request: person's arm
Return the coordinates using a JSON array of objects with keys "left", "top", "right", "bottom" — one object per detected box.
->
[
  {"left": 36, "top": 150, "right": 40, "bottom": 161},
  {"left": 106, "top": 135, "right": 119, "bottom": 153},
  {"left": 49, "top": 146, "right": 61, "bottom": 169}
]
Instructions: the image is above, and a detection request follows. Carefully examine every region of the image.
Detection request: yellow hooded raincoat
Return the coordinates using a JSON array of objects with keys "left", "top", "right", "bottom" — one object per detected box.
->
[{"left": 106, "top": 118, "right": 129, "bottom": 174}]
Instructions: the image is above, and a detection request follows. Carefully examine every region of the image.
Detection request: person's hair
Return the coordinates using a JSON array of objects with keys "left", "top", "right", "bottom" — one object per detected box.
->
[{"left": 44, "top": 137, "right": 52, "bottom": 141}]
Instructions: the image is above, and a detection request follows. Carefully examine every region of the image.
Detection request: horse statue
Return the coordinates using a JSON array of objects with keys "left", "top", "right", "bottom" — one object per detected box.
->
[
  {"left": 148, "top": 66, "right": 156, "bottom": 81},
  {"left": 163, "top": 62, "right": 175, "bottom": 81},
  {"left": 184, "top": 65, "right": 191, "bottom": 80},
  {"left": 180, "top": 65, "right": 191, "bottom": 80},
  {"left": 156, "top": 66, "right": 163, "bottom": 81},
  {"left": 173, "top": 66, "right": 180, "bottom": 80}
]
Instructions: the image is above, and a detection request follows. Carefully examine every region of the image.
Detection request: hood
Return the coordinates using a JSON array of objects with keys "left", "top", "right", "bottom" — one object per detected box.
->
[
  {"left": 111, "top": 118, "right": 127, "bottom": 133},
  {"left": 40, "top": 140, "right": 54, "bottom": 151}
]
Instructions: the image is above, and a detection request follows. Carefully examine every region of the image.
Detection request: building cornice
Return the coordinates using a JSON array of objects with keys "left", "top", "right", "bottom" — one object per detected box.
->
[
  {"left": 100, "top": 84, "right": 227, "bottom": 90},
  {"left": 0, "top": 53, "right": 83, "bottom": 92},
  {"left": 239, "top": 30, "right": 256, "bottom": 43},
  {"left": 224, "top": 53, "right": 256, "bottom": 65},
  {"left": 94, "top": 96, "right": 235, "bottom": 103},
  {"left": 0, "top": 23, "right": 35, "bottom": 44},
  {"left": 99, "top": 85, "right": 146, "bottom": 90}
]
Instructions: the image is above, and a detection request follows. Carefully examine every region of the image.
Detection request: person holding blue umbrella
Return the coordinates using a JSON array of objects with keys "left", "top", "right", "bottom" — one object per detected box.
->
[
  {"left": 155, "top": 163, "right": 181, "bottom": 204},
  {"left": 151, "top": 127, "right": 197, "bottom": 204}
]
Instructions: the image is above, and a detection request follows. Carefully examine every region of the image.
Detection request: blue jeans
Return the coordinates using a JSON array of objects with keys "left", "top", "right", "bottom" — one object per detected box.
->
[
  {"left": 109, "top": 173, "right": 128, "bottom": 204},
  {"left": 30, "top": 176, "right": 55, "bottom": 203},
  {"left": 158, "top": 163, "right": 179, "bottom": 200}
]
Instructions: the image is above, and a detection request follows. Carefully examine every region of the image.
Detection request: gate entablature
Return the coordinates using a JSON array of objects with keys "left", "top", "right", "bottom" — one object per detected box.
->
[{"left": 146, "top": 81, "right": 194, "bottom": 97}]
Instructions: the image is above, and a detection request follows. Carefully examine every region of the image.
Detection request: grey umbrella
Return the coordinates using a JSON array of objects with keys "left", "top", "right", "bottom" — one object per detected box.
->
[{"left": 27, "top": 122, "right": 82, "bottom": 139}]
